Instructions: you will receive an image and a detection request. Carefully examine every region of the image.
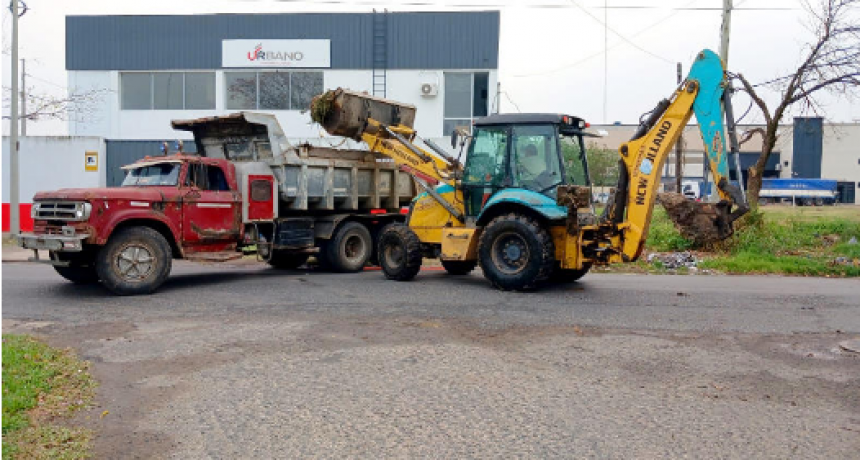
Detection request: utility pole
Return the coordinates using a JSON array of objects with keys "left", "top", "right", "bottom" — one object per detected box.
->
[
  {"left": 719, "top": 0, "right": 746, "bottom": 200},
  {"left": 603, "top": 0, "right": 608, "bottom": 124},
  {"left": 9, "top": 0, "right": 21, "bottom": 235},
  {"left": 702, "top": 0, "right": 734, "bottom": 201},
  {"left": 674, "top": 62, "right": 684, "bottom": 194},
  {"left": 720, "top": 0, "right": 733, "bottom": 63},
  {"left": 21, "top": 59, "right": 27, "bottom": 136}
]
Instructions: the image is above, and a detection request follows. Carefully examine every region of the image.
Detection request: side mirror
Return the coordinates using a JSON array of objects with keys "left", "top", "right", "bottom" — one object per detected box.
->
[{"left": 450, "top": 130, "right": 459, "bottom": 149}]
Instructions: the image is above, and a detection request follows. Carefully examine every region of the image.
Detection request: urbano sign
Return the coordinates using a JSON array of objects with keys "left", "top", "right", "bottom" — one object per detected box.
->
[{"left": 222, "top": 40, "right": 331, "bottom": 68}]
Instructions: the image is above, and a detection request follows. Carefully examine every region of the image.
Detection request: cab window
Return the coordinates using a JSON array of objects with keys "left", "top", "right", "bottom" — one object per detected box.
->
[
  {"left": 511, "top": 124, "right": 563, "bottom": 193},
  {"left": 463, "top": 125, "right": 508, "bottom": 186},
  {"left": 184, "top": 163, "right": 231, "bottom": 191}
]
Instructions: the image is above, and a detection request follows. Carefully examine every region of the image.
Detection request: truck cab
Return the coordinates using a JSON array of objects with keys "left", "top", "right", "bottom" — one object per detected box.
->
[{"left": 20, "top": 153, "right": 242, "bottom": 294}]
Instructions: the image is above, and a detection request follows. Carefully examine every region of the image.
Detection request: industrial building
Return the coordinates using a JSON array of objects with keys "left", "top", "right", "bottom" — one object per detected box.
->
[
  {"left": 591, "top": 117, "right": 858, "bottom": 204},
  {"left": 65, "top": 11, "right": 500, "bottom": 140}
]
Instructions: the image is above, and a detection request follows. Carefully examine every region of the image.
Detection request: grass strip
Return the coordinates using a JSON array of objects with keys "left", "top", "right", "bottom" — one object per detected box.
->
[{"left": 2, "top": 334, "right": 96, "bottom": 460}]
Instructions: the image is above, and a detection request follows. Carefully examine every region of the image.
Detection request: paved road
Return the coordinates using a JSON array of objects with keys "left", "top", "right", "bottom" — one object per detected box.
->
[{"left": 3, "top": 261, "right": 859, "bottom": 458}]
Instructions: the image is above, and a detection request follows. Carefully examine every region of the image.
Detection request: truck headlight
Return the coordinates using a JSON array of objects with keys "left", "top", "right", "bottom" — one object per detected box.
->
[{"left": 75, "top": 203, "right": 92, "bottom": 221}]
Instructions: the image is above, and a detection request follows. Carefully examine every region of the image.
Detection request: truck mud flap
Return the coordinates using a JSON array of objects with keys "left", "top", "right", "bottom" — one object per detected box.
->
[{"left": 273, "top": 218, "right": 315, "bottom": 249}]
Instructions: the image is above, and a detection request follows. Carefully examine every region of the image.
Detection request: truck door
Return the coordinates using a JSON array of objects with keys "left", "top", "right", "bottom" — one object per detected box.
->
[{"left": 181, "top": 162, "right": 241, "bottom": 248}]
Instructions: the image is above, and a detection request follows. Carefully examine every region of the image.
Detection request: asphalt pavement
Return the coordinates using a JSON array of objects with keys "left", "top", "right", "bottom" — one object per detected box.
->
[{"left": 3, "top": 261, "right": 859, "bottom": 458}]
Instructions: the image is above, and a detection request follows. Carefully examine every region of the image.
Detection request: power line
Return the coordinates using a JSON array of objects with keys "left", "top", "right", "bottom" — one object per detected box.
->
[
  {"left": 24, "top": 73, "right": 67, "bottom": 90},
  {"left": 513, "top": 0, "right": 701, "bottom": 78},
  {"left": 566, "top": 0, "right": 674, "bottom": 64}
]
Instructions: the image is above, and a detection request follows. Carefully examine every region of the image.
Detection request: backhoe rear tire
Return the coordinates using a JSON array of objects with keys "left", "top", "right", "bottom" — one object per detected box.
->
[
  {"left": 96, "top": 227, "right": 172, "bottom": 296},
  {"left": 378, "top": 224, "right": 422, "bottom": 281},
  {"left": 441, "top": 260, "right": 477, "bottom": 275},
  {"left": 478, "top": 213, "right": 554, "bottom": 291}
]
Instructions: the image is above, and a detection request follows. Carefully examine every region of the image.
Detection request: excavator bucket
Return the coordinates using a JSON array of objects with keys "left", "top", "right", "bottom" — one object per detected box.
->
[
  {"left": 310, "top": 88, "right": 417, "bottom": 140},
  {"left": 657, "top": 192, "right": 737, "bottom": 245}
]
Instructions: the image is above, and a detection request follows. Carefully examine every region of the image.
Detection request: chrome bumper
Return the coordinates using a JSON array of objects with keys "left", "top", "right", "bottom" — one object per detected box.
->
[{"left": 16, "top": 233, "right": 89, "bottom": 253}]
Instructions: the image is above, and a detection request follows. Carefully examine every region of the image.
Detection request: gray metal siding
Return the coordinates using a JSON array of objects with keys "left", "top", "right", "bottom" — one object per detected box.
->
[
  {"left": 105, "top": 140, "right": 197, "bottom": 186},
  {"left": 792, "top": 117, "right": 823, "bottom": 179},
  {"left": 67, "top": 12, "right": 499, "bottom": 71}
]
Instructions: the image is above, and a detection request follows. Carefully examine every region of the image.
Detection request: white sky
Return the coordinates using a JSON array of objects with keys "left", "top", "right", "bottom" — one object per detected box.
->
[{"left": 2, "top": 0, "right": 859, "bottom": 136}]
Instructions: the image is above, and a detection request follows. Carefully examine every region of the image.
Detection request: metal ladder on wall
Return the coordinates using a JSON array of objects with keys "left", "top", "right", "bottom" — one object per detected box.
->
[{"left": 372, "top": 10, "right": 388, "bottom": 98}]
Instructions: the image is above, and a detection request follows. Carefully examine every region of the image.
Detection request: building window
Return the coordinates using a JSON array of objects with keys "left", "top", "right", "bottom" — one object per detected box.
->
[
  {"left": 120, "top": 72, "right": 215, "bottom": 110},
  {"left": 443, "top": 72, "right": 489, "bottom": 135},
  {"left": 225, "top": 71, "right": 322, "bottom": 111}
]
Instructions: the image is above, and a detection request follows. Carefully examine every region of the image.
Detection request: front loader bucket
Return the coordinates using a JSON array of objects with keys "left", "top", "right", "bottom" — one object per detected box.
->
[
  {"left": 658, "top": 193, "right": 736, "bottom": 245},
  {"left": 310, "top": 88, "right": 417, "bottom": 140}
]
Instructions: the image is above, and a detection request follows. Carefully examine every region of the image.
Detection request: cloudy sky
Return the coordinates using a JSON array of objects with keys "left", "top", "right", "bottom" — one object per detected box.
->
[{"left": 2, "top": 0, "right": 858, "bottom": 135}]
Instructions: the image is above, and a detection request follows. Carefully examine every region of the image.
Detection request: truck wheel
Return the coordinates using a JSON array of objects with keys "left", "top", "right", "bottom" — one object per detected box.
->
[
  {"left": 324, "top": 221, "right": 372, "bottom": 273},
  {"left": 96, "top": 227, "right": 172, "bottom": 296},
  {"left": 550, "top": 263, "right": 592, "bottom": 283},
  {"left": 378, "top": 224, "right": 422, "bottom": 281},
  {"left": 268, "top": 251, "right": 309, "bottom": 270},
  {"left": 478, "top": 213, "right": 554, "bottom": 291},
  {"left": 441, "top": 260, "right": 477, "bottom": 275}
]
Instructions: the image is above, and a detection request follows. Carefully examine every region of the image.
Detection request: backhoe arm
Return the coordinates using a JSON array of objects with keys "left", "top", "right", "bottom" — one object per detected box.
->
[
  {"left": 311, "top": 88, "right": 464, "bottom": 221},
  {"left": 609, "top": 49, "right": 748, "bottom": 261}
]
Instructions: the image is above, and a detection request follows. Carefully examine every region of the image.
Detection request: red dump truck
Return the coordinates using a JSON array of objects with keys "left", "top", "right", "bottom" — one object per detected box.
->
[{"left": 16, "top": 112, "right": 417, "bottom": 295}]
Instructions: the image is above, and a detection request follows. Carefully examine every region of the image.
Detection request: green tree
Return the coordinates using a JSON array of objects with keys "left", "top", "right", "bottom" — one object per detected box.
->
[{"left": 562, "top": 140, "right": 619, "bottom": 187}]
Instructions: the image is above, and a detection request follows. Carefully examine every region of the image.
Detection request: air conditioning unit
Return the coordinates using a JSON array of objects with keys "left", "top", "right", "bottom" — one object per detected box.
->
[{"left": 420, "top": 82, "right": 438, "bottom": 97}]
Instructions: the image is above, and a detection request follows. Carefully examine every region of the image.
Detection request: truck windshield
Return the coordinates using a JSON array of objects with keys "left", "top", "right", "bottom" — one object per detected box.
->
[{"left": 122, "top": 163, "right": 181, "bottom": 186}]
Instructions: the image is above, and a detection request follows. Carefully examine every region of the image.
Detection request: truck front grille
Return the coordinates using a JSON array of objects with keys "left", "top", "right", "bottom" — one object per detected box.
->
[{"left": 32, "top": 202, "right": 91, "bottom": 221}]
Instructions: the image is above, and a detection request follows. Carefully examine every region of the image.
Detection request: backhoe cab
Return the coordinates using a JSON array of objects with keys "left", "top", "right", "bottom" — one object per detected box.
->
[
  {"left": 458, "top": 113, "right": 594, "bottom": 220},
  {"left": 310, "top": 49, "right": 747, "bottom": 291}
]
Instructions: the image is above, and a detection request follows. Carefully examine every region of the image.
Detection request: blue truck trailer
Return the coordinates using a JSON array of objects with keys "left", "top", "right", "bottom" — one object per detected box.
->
[{"left": 758, "top": 178, "right": 838, "bottom": 206}]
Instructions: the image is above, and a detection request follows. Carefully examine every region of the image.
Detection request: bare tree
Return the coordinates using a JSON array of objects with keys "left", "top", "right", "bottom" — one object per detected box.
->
[
  {"left": 731, "top": 0, "right": 859, "bottom": 204},
  {"left": 3, "top": 85, "right": 110, "bottom": 124}
]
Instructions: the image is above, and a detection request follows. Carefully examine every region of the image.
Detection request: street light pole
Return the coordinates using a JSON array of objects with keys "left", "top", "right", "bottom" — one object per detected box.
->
[{"left": 9, "top": 0, "right": 21, "bottom": 235}]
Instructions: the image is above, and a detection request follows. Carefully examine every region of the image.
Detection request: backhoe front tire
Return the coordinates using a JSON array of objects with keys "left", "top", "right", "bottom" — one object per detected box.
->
[
  {"left": 478, "top": 213, "right": 554, "bottom": 291},
  {"left": 96, "top": 227, "right": 172, "bottom": 296},
  {"left": 441, "top": 260, "right": 477, "bottom": 275},
  {"left": 378, "top": 224, "right": 423, "bottom": 281}
]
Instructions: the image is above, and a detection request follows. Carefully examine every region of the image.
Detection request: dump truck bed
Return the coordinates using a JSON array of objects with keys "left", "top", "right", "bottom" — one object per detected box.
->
[{"left": 172, "top": 112, "right": 417, "bottom": 212}]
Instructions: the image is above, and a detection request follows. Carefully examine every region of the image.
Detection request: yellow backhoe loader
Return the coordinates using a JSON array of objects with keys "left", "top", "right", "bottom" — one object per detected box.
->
[{"left": 310, "top": 49, "right": 748, "bottom": 290}]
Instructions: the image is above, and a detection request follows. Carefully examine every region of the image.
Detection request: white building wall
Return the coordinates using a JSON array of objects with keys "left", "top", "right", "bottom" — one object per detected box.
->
[
  {"left": 2, "top": 136, "right": 106, "bottom": 204},
  {"left": 68, "top": 69, "right": 498, "bottom": 141},
  {"left": 821, "top": 125, "right": 860, "bottom": 180}
]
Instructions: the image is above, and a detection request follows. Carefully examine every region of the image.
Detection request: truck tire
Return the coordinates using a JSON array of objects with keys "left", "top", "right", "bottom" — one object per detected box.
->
[
  {"left": 96, "top": 227, "right": 172, "bottom": 296},
  {"left": 54, "top": 264, "right": 99, "bottom": 284},
  {"left": 478, "top": 213, "right": 554, "bottom": 291},
  {"left": 267, "top": 251, "right": 309, "bottom": 270},
  {"left": 378, "top": 224, "right": 422, "bottom": 281},
  {"left": 323, "top": 221, "right": 372, "bottom": 273},
  {"left": 550, "top": 262, "right": 592, "bottom": 283},
  {"left": 441, "top": 260, "right": 477, "bottom": 275}
]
